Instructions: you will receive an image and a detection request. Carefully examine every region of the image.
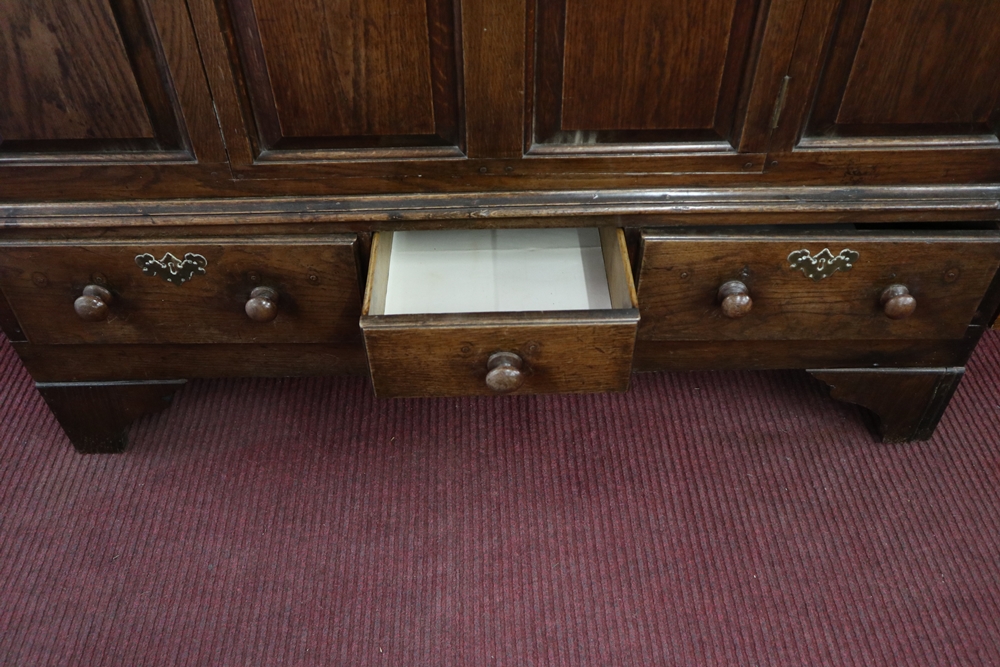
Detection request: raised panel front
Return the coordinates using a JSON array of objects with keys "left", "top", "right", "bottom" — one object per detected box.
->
[
  {"left": 0, "top": 0, "right": 229, "bottom": 200},
  {"left": 0, "top": 0, "right": 188, "bottom": 158},
  {"left": 531, "top": 0, "right": 767, "bottom": 153},
  {"left": 224, "top": 0, "right": 462, "bottom": 160},
  {"left": 0, "top": 0, "right": 152, "bottom": 144},
  {"left": 803, "top": 0, "right": 1000, "bottom": 144}
]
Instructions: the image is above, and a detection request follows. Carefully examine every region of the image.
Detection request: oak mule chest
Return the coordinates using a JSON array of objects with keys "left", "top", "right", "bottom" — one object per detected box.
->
[{"left": 2, "top": 0, "right": 999, "bottom": 451}]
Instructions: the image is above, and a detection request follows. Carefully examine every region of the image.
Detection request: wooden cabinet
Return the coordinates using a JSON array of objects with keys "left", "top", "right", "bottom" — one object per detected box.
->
[{"left": 1, "top": 0, "right": 999, "bottom": 450}]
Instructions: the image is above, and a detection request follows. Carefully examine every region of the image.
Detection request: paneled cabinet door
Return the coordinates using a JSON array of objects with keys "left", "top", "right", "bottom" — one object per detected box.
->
[
  {"left": 770, "top": 0, "right": 1000, "bottom": 184},
  {"left": 0, "top": 0, "right": 228, "bottom": 200},
  {"left": 189, "top": 0, "right": 805, "bottom": 190},
  {"left": 192, "top": 0, "right": 463, "bottom": 173},
  {"left": 528, "top": 0, "right": 800, "bottom": 165}
]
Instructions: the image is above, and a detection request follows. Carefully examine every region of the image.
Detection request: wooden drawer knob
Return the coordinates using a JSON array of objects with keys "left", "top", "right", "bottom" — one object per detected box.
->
[
  {"left": 245, "top": 286, "right": 279, "bottom": 322},
  {"left": 74, "top": 285, "right": 113, "bottom": 322},
  {"left": 718, "top": 280, "right": 752, "bottom": 319},
  {"left": 486, "top": 351, "right": 525, "bottom": 393},
  {"left": 881, "top": 284, "right": 916, "bottom": 320}
]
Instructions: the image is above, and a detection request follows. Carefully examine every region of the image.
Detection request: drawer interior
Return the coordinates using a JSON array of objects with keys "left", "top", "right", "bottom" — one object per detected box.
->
[{"left": 365, "top": 227, "right": 637, "bottom": 316}]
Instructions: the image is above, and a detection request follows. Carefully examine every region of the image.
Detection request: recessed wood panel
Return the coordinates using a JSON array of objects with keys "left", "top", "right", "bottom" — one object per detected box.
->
[
  {"left": 837, "top": 1, "right": 1000, "bottom": 127},
  {"left": 0, "top": 0, "right": 153, "bottom": 142},
  {"left": 560, "top": 0, "right": 739, "bottom": 131},
  {"left": 251, "top": 0, "right": 434, "bottom": 137},
  {"left": 226, "top": 0, "right": 461, "bottom": 155},
  {"left": 532, "top": 0, "right": 765, "bottom": 151},
  {"left": 805, "top": 0, "right": 1000, "bottom": 141}
]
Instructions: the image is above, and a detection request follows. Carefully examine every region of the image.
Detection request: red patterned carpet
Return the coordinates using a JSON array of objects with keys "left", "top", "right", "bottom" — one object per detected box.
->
[{"left": 2, "top": 331, "right": 1000, "bottom": 666}]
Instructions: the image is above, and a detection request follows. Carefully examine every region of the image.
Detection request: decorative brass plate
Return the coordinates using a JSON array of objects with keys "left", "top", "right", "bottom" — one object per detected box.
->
[
  {"left": 787, "top": 248, "right": 859, "bottom": 281},
  {"left": 135, "top": 252, "right": 208, "bottom": 286}
]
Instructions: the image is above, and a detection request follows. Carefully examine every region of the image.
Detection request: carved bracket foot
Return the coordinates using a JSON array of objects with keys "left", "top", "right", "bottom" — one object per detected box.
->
[
  {"left": 808, "top": 368, "right": 964, "bottom": 443},
  {"left": 36, "top": 380, "right": 187, "bottom": 454}
]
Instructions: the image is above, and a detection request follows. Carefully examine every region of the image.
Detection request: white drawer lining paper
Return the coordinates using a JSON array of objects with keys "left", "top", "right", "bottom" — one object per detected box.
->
[{"left": 383, "top": 228, "right": 613, "bottom": 315}]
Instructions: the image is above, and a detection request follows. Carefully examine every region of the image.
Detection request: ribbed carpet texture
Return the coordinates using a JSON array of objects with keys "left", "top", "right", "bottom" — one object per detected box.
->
[{"left": 2, "top": 331, "right": 1000, "bottom": 666}]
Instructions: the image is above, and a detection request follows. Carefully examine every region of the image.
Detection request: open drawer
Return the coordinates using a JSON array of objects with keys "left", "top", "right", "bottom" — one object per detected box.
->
[{"left": 361, "top": 228, "right": 639, "bottom": 397}]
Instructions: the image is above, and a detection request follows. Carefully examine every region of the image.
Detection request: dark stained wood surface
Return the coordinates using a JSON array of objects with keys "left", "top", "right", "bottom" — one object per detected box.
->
[
  {"left": 36, "top": 380, "right": 186, "bottom": 453},
  {"left": 560, "top": 0, "right": 739, "bottom": 131},
  {"left": 1, "top": 0, "right": 999, "bottom": 197},
  {"left": 2, "top": 187, "right": 999, "bottom": 231},
  {"left": 462, "top": 0, "right": 525, "bottom": 158},
  {"left": 362, "top": 313, "right": 638, "bottom": 397},
  {"left": 532, "top": 0, "right": 775, "bottom": 152},
  {"left": 793, "top": 0, "right": 1000, "bottom": 143},
  {"left": 0, "top": 0, "right": 228, "bottom": 199},
  {"left": 634, "top": 335, "right": 977, "bottom": 372},
  {"left": 837, "top": 1, "right": 1000, "bottom": 127},
  {"left": 638, "top": 230, "right": 1000, "bottom": 341},
  {"left": 10, "top": 330, "right": 978, "bottom": 383},
  {"left": 248, "top": 0, "right": 435, "bottom": 137},
  {"left": 809, "top": 367, "right": 965, "bottom": 443},
  {"left": 0, "top": 287, "right": 26, "bottom": 342},
  {"left": 15, "top": 342, "right": 368, "bottom": 381},
  {"left": 144, "top": 0, "right": 228, "bottom": 163},
  {"left": 0, "top": 0, "right": 152, "bottom": 142},
  {"left": 0, "top": 235, "right": 362, "bottom": 345}
]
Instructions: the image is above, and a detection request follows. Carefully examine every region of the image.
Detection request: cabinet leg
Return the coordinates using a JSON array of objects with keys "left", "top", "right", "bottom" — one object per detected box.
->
[
  {"left": 807, "top": 368, "right": 964, "bottom": 443},
  {"left": 35, "top": 380, "right": 186, "bottom": 454}
]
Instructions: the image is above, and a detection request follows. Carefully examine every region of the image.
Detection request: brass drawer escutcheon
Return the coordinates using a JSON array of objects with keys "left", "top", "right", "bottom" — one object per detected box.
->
[
  {"left": 135, "top": 252, "right": 208, "bottom": 286},
  {"left": 787, "top": 248, "right": 859, "bottom": 281}
]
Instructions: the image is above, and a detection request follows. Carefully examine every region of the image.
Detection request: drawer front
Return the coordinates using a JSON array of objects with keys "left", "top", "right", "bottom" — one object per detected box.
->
[
  {"left": 361, "top": 228, "right": 640, "bottom": 397},
  {"left": 638, "top": 231, "right": 1000, "bottom": 341},
  {"left": 362, "top": 313, "right": 638, "bottom": 397},
  {"left": 0, "top": 236, "right": 362, "bottom": 345}
]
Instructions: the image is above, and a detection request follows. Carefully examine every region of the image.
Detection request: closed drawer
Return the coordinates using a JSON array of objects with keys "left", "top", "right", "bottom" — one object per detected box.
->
[
  {"left": 637, "top": 228, "right": 1000, "bottom": 341},
  {"left": 0, "top": 235, "right": 362, "bottom": 344},
  {"left": 361, "top": 228, "right": 639, "bottom": 397}
]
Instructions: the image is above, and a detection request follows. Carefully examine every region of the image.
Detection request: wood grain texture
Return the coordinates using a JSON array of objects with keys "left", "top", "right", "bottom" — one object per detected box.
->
[
  {"left": 0, "top": 0, "right": 229, "bottom": 199},
  {"left": 3, "top": 186, "right": 999, "bottom": 227},
  {"left": 15, "top": 342, "right": 368, "bottom": 381},
  {"left": 0, "top": 236, "right": 362, "bottom": 345},
  {"left": 809, "top": 367, "right": 965, "bottom": 443},
  {"left": 0, "top": 0, "right": 152, "bottom": 142},
  {"left": 634, "top": 335, "right": 976, "bottom": 372},
  {"left": 732, "top": 0, "right": 809, "bottom": 153},
  {"left": 144, "top": 0, "right": 228, "bottom": 162},
  {"left": 799, "top": 0, "right": 1000, "bottom": 146},
  {"left": 0, "top": 287, "right": 26, "bottom": 342},
  {"left": 837, "top": 0, "right": 1000, "bottom": 127},
  {"left": 532, "top": 0, "right": 769, "bottom": 150},
  {"left": 362, "top": 230, "right": 393, "bottom": 316},
  {"left": 462, "top": 0, "right": 526, "bottom": 158},
  {"left": 362, "top": 312, "right": 638, "bottom": 397},
  {"left": 242, "top": 0, "right": 436, "bottom": 137},
  {"left": 560, "top": 0, "right": 739, "bottom": 131},
  {"left": 36, "top": 380, "right": 185, "bottom": 453},
  {"left": 638, "top": 230, "right": 1000, "bottom": 341}
]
